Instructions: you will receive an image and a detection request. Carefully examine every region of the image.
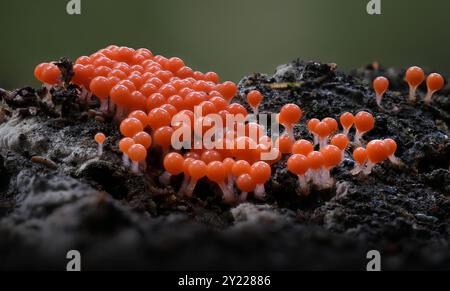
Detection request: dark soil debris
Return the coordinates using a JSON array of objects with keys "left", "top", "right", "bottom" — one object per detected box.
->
[{"left": 0, "top": 59, "right": 449, "bottom": 270}]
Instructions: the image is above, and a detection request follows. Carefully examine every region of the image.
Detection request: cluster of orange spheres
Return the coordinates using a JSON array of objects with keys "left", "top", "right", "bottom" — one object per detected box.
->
[
  {"left": 35, "top": 46, "right": 400, "bottom": 204},
  {"left": 372, "top": 66, "right": 445, "bottom": 108},
  {"left": 283, "top": 111, "right": 396, "bottom": 195}
]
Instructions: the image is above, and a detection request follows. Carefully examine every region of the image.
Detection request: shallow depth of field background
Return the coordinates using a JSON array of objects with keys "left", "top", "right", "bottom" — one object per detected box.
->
[{"left": 0, "top": 0, "right": 448, "bottom": 89}]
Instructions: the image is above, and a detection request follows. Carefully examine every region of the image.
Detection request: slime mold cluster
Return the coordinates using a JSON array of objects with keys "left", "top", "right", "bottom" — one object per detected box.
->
[{"left": 33, "top": 46, "right": 446, "bottom": 205}]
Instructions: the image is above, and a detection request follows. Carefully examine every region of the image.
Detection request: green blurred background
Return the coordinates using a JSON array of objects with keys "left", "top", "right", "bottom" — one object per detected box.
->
[{"left": 0, "top": 0, "right": 448, "bottom": 89}]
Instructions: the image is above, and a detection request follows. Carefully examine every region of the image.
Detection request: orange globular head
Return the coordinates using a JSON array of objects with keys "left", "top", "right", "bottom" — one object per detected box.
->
[
  {"left": 231, "top": 160, "right": 251, "bottom": 177},
  {"left": 354, "top": 111, "right": 375, "bottom": 134},
  {"left": 427, "top": 73, "right": 445, "bottom": 93},
  {"left": 200, "top": 150, "right": 223, "bottom": 165},
  {"left": 184, "top": 92, "right": 207, "bottom": 109},
  {"left": 339, "top": 112, "right": 354, "bottom": 132},
  {"left": 307, "top": 151, "right": 324, "bottom": 170},
  {"left": 322, "top": 118, "right": 338, "bottom": 134},
  {"left": 383, "top": 138, "right": 397, "bottom": 156},
  {"left": 218, "top": 81, "right": 238, "bottom": 102},
  {"left": 119, "top": 137, "right": 135, "bottom": 154},
  {"left": 209, "top": 96, "right": 228, "bottom": 112},
  {"left": 158, "top": 83, "right": 177, "bottom": 98},
  {"left": 75, "top": 56, "right": 92, "bottom": 65},
  {"left": 198, "top": 101, "right": 218, "bottom": 116},
  {"left": 279, "top": 104, "right": 302, "bottom": 127},
  {"left": 139, "top": 82, "right": 158, "bottom": 97},
  {"left": 146, "top": 93, "right": 166, "bottom": 111},
  {"left": 127, "top": 144, "right": 147, "bottom": 162},
  {"left": 177, "top": 66, "right": 194, "bottom": 79},
  {"left": 129, "top": 91, "right": 147, "bottom": 111},
  {"left": 147, "top": 108, "right": 172, "bottom": 131},
  {"left": 307, "top": 118, "right": 320, "bottom": 134},
  {"left": 236, "top": 174, "right": 256, "bottom": 193},
  {"left": 110, "top": 84, "right": 131, "bottom": 107},
  {"left": 160, "top": 104, "right": 178, "bottom": 119},
  {"left": 165, "top": 57, "right": 185, "bottom": 73},
  {"left": 276, "top": 134, "right": 293, "bottom": 154},
  {"left": 366, "top": 140, "right": 389, "bottom": 164},
  {"left": 188, "top": 160, "right": 207, "bottom": 181},
  {"left": 163, "top": 152, "right": 185, "bottom": 175},
  {"left": 425, "top": 73, "right": 445, "bottom": 105},
  {"left": 206, "top": 161, "right": 227, "bottom": 184},
  {"left": 90, "top": 76, "right": 111, "bottom": 100},
  {"left": 167, "top": 95, "right": 185, "bottom": 112},
  {"left": 292, "top": 139, "right": 314, "bottom": 156},
  {"left": 227, "top": 103, "right": 248, "bottom": 117},
  {"left": 133, "top": 131, "right": 153, "bottom": 149},
  {"left": 330, "top": 134, "right": 349, "bottom": 151},
  {"left": 128, "top": 110, "right": 149, "bottom": 128},
  {"left": 373, "top": 76, "right": 389, "bottom": 97},
  {"left": 153, "top": 126, "right": 174, "bottom": 149},
  {"left": 183, "top": 158, "right": 196, "bottom": 176},
  {"left": 287, "top": 154, "right": 310, "bottom": 176},
  {"left": 34, "top": 63, "right": 49, "bottom": 82},
  {"left": 320, "top": 145, "right": 342, "bottom": 168},
  {"left": 204, "top": 72, "right": 220, "bottom": 84},
  {"left": 117, "top": 79, "right": 137, "bottom": 92},
  {"left": 41, "top": 63, "right": 62, "bottom": 85},
  {"left": 250, "top": 161, "right": 271, "bottom": 184},
  {"left": 120, "top": 117, "right": 144, "bottom": 138},
  {"left": 247, "top": 90, "right": 263, "bottom": 109},
  {"left": 95, "top": 133, "right": 106, "bottom": 145},
  {"left": 223, "top": 158, "right": 236, "bottom": 175},
  {"left": 314, "top": 121, "right": 332, "bottom": 138},
  {"left": 406, "top": 66, "right": 425, "bottom": 89},
  {"left": 353, "top": 147, "right": 367, "bottom": 165}
]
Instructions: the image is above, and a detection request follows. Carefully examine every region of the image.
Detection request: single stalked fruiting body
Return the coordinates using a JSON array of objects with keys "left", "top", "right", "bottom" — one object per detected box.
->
[
  {"left": 292, "top": 139, "right": 314, "bottom": 156},
  {"left": 383, "top": 138, "right": 401, "bottom": 165},
  {"left": 351, "top": 147, "right": 367, "bottom": 175},
  {"left": 236, "top": 174, "right": 256, "bottom": 202},
  {"left": 331, "top": 133, "right": 349, "bottom": 160},
  {"left": 119, "top": 137, "right": 135, "bottom": 166},
  {"left": 314, "top": 121, "right": 332, "bottom": 149},
  {"left": 307, "top": 118, "right": 320, "bottom": 145},
  {"left": 405, "top": 66, "right": 425, "bottom": 102},
  {"left": 320, "top": 145, "right": 343, "bottom": 188},
  {"left": 120, "top": 118, "right": 144, "bottom": 138},
  {"left": 206, "top": 161, "right": 236, "bottom": 204},
  {"left": 339, "top": 112, "right": 354, "bottom": 137},
  {"left": 287, "top": 154, "right": 310, "bottom": 195},
  {"left": 127, "top": 144, "right": 147, "bottom": 174},
  {"left": 364, "top": 140, "right": 389, "bottom": 175},
  {"left": 161, "top": 152, "right": 185, "bottom": 186},
  {"left": 133, "top": 131, "right": 152, "bottom": 149},
  {"left": 185, "top": 160, "right": 207, "bottom": 197},
  {"left": 425, "top": 73, "right": 445, "bottom": 105},
  {"left": 276, "top": 134, "right": 293, "bottom": 154},
  {"left": 373, "top": 76, "right": 389, "bottom": 108},
  {"left": 250, "top": 161, "right": 271, "bottom": 199},
  {"left": 128, "top": 110, "right": 149, "bottom": 128},
  {"left": 153, "top": 126, "right": 174, "bottom": 156},
  {"left": 279, "top": 104, "right": 302, "bottom": 141},
  {"left": 307, "top": 151, "right": 324, "bottom": 187},
  {"left": 246, "top": 90, "right": 264, "bottom": 115},
  {"left": 90, "top": 76, "right": 112, "bottom": 113},
  {"left": 354, "top": 111, "right": 375, "bottom": 145},
  {"left": 94, "top": 133, "right": 106, "bottom": 157}
]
